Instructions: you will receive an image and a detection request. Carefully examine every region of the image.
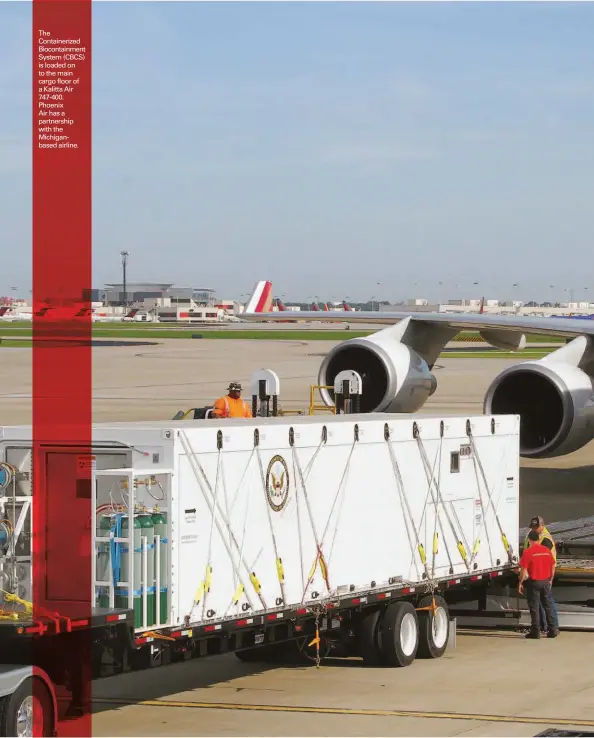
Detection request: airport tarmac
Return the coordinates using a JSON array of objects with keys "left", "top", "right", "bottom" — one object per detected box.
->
[
  {"left": 90, "top": 630, "right": 594, "bottom": 737},
  {"left": 2, "top": 339, "right": 594, "bottom": 736}
]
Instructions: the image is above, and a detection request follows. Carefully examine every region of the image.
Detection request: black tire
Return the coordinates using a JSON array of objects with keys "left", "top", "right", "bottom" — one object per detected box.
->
[
  {"left": 416, "top": 594, "right": 450, "bottom": 659},
  {"left": 379, "top": 601, "right": 419, "bottom": 667},
  {"left": 358, "top": 608, "right": 384, "bottom": 666},
  {"left": 0, "top": 677, "right": 54, "bottom": 738}
]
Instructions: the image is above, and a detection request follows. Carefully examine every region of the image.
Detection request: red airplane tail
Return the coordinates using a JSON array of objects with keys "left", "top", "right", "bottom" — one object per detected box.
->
[{"left": 245, "top": 281, "right": 273, "bottom": 313}]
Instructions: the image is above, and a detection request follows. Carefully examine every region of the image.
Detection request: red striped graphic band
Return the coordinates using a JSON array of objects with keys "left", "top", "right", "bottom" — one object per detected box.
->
[{"left": 33, "top": 1, "right": 92, "bottom": 734}]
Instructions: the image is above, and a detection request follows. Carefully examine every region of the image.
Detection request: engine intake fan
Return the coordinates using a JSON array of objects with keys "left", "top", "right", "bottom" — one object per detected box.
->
[{"left": 318, "top": 332, "right": 436, "bottom": 414}]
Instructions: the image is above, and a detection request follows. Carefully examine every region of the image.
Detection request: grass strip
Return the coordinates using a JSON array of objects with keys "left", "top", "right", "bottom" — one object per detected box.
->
[{"left": 0, "top": 325, "right": 566, "bottom": 343}]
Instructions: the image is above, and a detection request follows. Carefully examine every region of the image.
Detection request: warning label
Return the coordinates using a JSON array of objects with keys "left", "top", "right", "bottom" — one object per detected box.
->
[{"left": 76, "top": 454, "right": 96, "bottom": 478}]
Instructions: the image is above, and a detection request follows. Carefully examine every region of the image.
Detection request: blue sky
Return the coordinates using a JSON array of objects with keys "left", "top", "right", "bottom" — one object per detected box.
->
[{"left": 2, "top": 2, "right": 594, "bottom": 303}]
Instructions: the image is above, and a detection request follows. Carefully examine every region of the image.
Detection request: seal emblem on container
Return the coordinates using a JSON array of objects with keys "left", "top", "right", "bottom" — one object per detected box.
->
[{"left": 266, "top": 454, "right": 289, "bottom": 512}]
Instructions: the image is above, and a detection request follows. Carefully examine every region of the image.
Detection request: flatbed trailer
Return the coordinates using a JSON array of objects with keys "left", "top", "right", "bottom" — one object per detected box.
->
[
  {"left": 0, "top": 567, "right": 519, "bottom": 737},
  {"left": 0, "top": 412, "right": 523, "bottom": 736}
]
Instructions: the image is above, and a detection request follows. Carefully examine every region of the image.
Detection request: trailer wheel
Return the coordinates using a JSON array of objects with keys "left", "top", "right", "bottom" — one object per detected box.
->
[
  {"left": 0, "top": 677, "right": 54, "bottom": 738},
  {"left": 379, "top": 601, "right": 419, "bottom": 667},
  {"left": 358, "top": 608, "right": 384, "bottom": 666},
  {"left": 416, "top": 594, "right": 450, "bottom": 659}
]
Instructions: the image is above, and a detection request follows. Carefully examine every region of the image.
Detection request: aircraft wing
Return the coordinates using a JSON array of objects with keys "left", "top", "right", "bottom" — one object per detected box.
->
[{"left": 242, "top": 309, "right": 594, "bottom": 339}]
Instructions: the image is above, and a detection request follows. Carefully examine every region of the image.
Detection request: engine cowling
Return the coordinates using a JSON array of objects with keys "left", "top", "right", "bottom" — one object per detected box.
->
[
  {"left": 318, "top": 336, "right": 437, "bottom": 413},
  {"left": 484, "top": 360, "right": 594, "bottom": 458}
]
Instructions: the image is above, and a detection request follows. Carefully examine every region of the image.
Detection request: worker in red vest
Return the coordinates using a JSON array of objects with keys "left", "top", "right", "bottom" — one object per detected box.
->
[
  {"left": 518, "top": 529, "right": 559, "bottom": 639},
  {"left": 212, "top": 382, "right": 252, "bottom": 418}
]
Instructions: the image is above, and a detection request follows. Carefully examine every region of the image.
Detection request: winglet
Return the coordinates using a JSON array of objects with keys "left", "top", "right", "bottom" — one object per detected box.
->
[{"left": 245, "top": 281, "right": 273, "bottom": 313}]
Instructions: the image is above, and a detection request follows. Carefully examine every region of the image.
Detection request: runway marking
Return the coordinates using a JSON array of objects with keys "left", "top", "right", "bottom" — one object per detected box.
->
[{"left": 93, "top": 697, "right": 594, "bottom": 728}]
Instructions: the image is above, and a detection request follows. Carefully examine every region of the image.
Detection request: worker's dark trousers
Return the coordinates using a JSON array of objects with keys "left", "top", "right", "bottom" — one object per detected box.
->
[
  {"left": 526, "top": 579, "right": 557, "bottom": 635},
  {"left": 539, "top": 593, "right": 559, "bottom": 631}
]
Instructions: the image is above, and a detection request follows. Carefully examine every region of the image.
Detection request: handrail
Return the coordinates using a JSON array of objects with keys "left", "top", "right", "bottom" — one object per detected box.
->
[{"left": 309, "top": 385, "right": 336, "bottom": 415}]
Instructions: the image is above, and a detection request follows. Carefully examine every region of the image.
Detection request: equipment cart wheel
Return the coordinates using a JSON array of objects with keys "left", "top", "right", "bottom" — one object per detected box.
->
[
  {"left": 0, "top": 677, "right": 54, "bottom": 738},
  {"left": 379, "top": 601, "right": 419, "bottom": 667},
  {"left": 416, "top": 594, "right": 450, "bottom": 659},
  {"left": 294, "top": 634, "right": 333, "bottom": 665},
  {"left": 358, "top": 608, "right": 384, "bottom": 666}
]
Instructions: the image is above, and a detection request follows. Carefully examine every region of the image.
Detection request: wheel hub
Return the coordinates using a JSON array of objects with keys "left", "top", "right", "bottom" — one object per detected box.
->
[
  {"left": 16, "top": 694, "right": 44, "bottom": 738},
  {"left": 400, "top": 612, "right": 418, "bottom": 656},
  {"left": 432, "top": 606, "right": 449, "bottom": 649}
]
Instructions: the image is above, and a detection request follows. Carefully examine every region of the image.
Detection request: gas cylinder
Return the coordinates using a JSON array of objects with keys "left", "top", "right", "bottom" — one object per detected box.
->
[
  {"left": 95, "top": 514, "right": 112, "bottom": 608},
  {"left": 137, "top": 510, "right": 156, "bottom": 627},
  {"left": 151, "top": 507, "right": 168, "bottom": 625},
  {"left": 116, "top": 515, "right": 142, "bottom": 628}
]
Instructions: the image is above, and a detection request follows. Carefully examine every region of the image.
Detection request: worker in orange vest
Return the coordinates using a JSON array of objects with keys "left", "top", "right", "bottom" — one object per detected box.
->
[{"left": 212, "top": 382, "right": 252, "bottom": 418}]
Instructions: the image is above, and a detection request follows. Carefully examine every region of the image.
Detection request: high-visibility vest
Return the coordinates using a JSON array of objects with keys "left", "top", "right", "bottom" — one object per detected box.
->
[
  {"left": 524, "top": 526, "right": 557, "bottom": 562},
  {"left": 216, "top": 396, "right": 251, "bottom": 418}
]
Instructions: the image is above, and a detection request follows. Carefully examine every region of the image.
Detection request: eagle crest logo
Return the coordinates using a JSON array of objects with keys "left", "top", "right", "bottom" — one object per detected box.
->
[{"left": 266, "top": 455, "right": 289, "bottom": 512}]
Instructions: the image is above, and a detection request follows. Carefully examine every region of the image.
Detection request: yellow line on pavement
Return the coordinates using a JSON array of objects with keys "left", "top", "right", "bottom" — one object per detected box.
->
[{"left": 94, "top": 697, "right": 594, "bottom": 728}]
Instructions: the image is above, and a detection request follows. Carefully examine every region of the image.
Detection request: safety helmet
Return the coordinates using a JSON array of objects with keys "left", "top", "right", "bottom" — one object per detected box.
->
[{"left": 228, "top": 382, "right": 242, "bottom": 392}]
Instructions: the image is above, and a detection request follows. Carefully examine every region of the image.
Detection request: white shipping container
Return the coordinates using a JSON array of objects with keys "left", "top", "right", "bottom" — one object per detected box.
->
[{"left": 0, "top": 413, "right": 520, "bottom": 634}]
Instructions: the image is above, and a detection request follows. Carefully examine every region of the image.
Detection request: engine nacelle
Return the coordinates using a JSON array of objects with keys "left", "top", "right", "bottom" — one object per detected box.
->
[
  {"left": 318, "top": 335, "right": 437, "bottom": 413},
  {"left": 484, "top": 360, "right": 594, "bottom": 458}
]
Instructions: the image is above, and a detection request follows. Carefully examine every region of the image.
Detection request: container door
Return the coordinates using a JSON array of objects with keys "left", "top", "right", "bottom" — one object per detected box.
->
[
  {"left": 42, "top": 450, "right": 127, "bottom": 609},
  {"left": 44, "top": 451, "right": 92, "bottom": 605}
]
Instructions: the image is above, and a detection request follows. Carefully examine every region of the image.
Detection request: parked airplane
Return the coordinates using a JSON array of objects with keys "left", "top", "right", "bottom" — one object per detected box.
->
[
  {"left": 0, "top": 307, "right": 18, "bottom": 321},
  {"left": 242, "top": 280, "right": 594, "bottom": 462},
  {"left": 93, "top": 308, "right": 142, "bottom": 322}
]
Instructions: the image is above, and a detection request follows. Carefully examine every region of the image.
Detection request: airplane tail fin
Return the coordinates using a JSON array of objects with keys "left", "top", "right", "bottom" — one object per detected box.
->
[
  {"left": 245, "top": 280, "right": 273, "bottom": 313},
  {"left": 343, "top": 301, "right": 352, "bottom": 312},
  {"left": 276, "top": 298, "right": 286, "bottom": 311},
  {"left": 312, "top": 302, "right": 320, "bottom": 311},
  {"left": 479, "top": 297, "right": 485, "bottom": 314},
  {"left": 322, "top": 302, "right": 329, "bottom": 311}
]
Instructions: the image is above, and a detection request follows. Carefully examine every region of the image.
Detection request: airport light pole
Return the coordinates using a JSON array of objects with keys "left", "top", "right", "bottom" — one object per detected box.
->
[{"left": 121, "top": 250, "right": 130, "bottom": 309}]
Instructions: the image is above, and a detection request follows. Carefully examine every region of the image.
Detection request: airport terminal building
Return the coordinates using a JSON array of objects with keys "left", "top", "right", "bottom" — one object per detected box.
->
[
  {"left": 91, "top": 283, "right": 237, "bottom": 323},
  {"left": 97, "top": 283, "right": 216, "bottom": 307}
]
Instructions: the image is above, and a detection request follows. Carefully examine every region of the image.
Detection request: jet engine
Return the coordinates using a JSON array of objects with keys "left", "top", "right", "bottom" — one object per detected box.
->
[
  {"left": 484, "top": 359, "right": 594, "bottom": 459},
  {"left": 318, "top": 334, "right": 437, "bottom": 414}
]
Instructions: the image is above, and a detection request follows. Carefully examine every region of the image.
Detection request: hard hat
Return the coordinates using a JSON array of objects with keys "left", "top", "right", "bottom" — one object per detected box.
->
[{"left": 228, "top": 381, "right": 242, "bottom": 391}]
